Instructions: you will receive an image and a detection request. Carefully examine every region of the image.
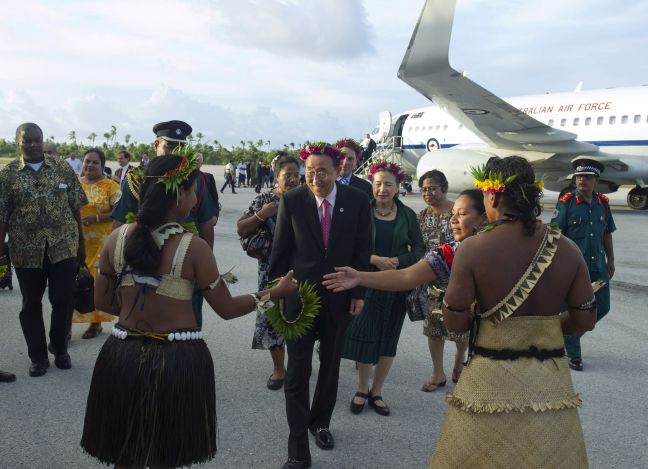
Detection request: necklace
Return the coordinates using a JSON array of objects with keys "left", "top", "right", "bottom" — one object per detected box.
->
[
  {"left": 477, "top": 213, "right": 520, "bottom": 233},
  {"left": 374, "top": 203, "right": 395, "bottom": 217}
]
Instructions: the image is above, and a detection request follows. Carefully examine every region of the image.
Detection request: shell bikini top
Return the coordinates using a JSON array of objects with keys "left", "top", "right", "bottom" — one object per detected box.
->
[{"left": 114, "top": 223, "right": 194, "bottom": 301}]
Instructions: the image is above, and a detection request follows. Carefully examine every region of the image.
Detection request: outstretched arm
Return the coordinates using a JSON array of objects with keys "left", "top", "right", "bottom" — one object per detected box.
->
[{"left": 323, "top": 258, "right": 436, "bottom": 292}]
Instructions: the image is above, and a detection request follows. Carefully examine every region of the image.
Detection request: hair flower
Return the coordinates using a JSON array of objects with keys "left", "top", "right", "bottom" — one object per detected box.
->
[
  {"left": 299, "top": 142, "right": 343, "bottom": 162},
  {"left": 367, "top": 161, "right": 406, "bottom": 182}
]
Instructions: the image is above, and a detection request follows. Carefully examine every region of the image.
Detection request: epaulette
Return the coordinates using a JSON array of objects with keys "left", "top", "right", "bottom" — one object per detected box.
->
[
  {"left": 559, "top": 192, "right": 573, "bottom": 203},
  {"left": 597, "top": 193, "right": 609, "bottom": 204}
]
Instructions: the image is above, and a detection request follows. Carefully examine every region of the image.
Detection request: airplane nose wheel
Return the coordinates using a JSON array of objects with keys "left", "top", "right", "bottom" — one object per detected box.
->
[{"left": 627, "top": 187, "right": 648, "bottom": 210}]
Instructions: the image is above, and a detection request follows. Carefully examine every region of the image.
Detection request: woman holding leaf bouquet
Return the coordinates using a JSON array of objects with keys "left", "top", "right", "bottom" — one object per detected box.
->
[
  {"left": 81, "top": 153, "right": 297, "bottom": 468},
  {"left": 237, "top": 152, "right": 301, "bottom": 390}
]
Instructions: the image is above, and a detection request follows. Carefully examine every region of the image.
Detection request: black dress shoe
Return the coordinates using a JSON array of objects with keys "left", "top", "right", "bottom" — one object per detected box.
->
[
  {"left": 267, "top": 374, "right": 285, "bottom": 390},
  {"left": 29, "top": 360, "right": 50, "bottom": 377},
  {"left": 54, "top": 352, "right": 72, "bottom": 370},
  {"left": 309, "top": 426, "right": 334, "bottom": 450},
  {"left": 568, "top": 358, "right": 583, "bottom": 371},
  {"left": 369, "top": 395, "right": 391, "bottom": 416},
  {"left": 0, "top": 370, "right": 17, "bottom": 382},
  {"left": 281, "top": 458, "right": 311, "bottom": 469},
  {"left": 350, "top": 391, "right": 369, "bottom": 414}
]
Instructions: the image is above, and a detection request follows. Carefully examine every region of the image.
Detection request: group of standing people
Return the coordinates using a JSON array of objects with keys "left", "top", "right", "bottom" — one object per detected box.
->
[{"left": 0, "top": 119, "right": 616, "bottom": 468}]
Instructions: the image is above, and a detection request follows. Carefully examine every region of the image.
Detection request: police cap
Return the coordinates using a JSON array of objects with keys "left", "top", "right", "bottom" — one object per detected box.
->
[
  {"left": 572, "top": 159, "right": 604, "bottom": 177},
  {"left": 152, "top": 120, "right": 192, "bottom": 143}
]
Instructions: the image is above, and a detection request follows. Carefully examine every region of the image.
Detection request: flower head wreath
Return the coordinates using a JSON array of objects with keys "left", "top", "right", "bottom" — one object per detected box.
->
[
  {"left": 299, "top": 142, "right": 343, "bottom": 162},
  {"left": 334, "top": 138, "right": 363, "bottom": 157},
  {"left": 367, "top": 161, "right": 406, "bottom": 183},
  {"left": 470, "top": 164, "right": 544, "bottom": 193},
  {"left": 144, "top": 146, "right": 199, "bottom": 202}
]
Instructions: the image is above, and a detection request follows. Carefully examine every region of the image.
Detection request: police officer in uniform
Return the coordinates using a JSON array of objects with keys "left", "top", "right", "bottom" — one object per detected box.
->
[
  {"left": 551, "top": 159, "right": 616, "bottom": 371},
  {"left": 111, "top": 120, "right": 219, "bottom": 328}
]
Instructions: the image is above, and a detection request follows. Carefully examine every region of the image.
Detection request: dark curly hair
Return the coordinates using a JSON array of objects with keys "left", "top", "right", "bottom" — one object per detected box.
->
[
  {"left": 418, "top": 169, "right": 448, "bottom": 192},
  {"left": 123, "top": 155, "right": 199, "bottom": 272},
  {"left": 483, "top": 156, "right": 542, "bottom": 236},
  {"left": 83, "top": 148, "right": 106, "bottom": 168}
]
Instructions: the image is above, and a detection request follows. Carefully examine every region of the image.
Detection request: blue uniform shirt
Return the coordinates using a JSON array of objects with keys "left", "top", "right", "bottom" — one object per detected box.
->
[{"left": 551, "top": 190, "right": 616, "bottom": 274}]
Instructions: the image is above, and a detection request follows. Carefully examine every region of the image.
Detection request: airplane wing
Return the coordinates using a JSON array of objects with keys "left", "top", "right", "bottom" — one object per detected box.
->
[{"left": 398, "top": 0, "right": 599, "bottom": 155}]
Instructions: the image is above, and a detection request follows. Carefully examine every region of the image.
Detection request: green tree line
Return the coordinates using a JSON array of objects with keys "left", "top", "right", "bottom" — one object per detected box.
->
[{"left": 0, "top": 128, "right": 302, "bottom": 164}]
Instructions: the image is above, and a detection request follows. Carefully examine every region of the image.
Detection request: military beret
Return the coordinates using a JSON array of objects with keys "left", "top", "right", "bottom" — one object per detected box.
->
[
  {"left": 572, "top": 159, "right": 604, "bottom": 177},
  {"left": 152, "top": 120, "right": 192, "bottom": 143}
]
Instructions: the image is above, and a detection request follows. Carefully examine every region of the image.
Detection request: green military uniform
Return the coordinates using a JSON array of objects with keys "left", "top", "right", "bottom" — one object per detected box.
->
[{"left": 552, "top": 189, "right": 616, "bottom": 360}]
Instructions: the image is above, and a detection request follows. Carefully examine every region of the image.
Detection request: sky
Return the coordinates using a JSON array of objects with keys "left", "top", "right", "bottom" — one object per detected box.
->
[{"left": 1, "top": 0, "right": 647, "bottom": 148}]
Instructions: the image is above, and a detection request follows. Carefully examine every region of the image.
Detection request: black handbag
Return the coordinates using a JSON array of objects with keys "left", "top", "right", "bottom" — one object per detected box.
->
[
  {"left": 74, "top": 262, "right": 95, "bottom": 313},
  {"left": 405, "top": 283, "right": 429, "bottom": 322},
  {"left": 240, "top": 224, "right": 273, "bottom": 260}
]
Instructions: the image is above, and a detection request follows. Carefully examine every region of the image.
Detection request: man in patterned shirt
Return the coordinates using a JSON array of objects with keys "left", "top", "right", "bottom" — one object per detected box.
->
[{"left": 0, "top": 123, "right": 87, "bottom": 377}]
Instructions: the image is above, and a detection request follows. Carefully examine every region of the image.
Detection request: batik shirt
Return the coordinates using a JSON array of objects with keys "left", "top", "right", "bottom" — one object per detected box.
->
[
  {"left": 417, "top": 207, "right": 453, "bottom": 252},
  {"left": 0, "top": 155, "right": 87, "bottom": 268}
]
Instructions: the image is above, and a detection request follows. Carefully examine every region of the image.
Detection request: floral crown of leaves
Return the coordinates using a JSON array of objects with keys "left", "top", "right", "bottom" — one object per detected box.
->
[
  {"left": 299, "top": 142, "right": 343, "bottom": 161},
  {"left": 470, "top": 164, "right": 544, "bottom": 193},
  {"left": 367, "top": 161, "right": 405, "bottom": 182},
  {"left": 334, "top": 138, "right": 363, "bottom": 157},
  {"left": 144, "top": 146, "right": 198, "bottom": 194}
]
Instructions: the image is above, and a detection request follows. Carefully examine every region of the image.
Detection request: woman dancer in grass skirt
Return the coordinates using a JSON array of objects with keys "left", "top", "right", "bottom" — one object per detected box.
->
[{"left": 80, "top": 154, "right": 296, "bottom": 468}]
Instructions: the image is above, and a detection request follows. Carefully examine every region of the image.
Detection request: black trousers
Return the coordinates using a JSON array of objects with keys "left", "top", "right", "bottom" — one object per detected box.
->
[
  {"left": 220, "top": 174, "right": 235, "bottom": 192},
  {"left": 15, "top": 256, "right": 76, "bottom": 362},
  {"left": 285, "top": 308, "right": 351, "bottom": 460}
]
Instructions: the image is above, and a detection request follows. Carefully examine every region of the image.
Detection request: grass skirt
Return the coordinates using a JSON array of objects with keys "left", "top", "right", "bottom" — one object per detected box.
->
[{"left": 81, "top": 333, "right": 217, "bottom": 467}]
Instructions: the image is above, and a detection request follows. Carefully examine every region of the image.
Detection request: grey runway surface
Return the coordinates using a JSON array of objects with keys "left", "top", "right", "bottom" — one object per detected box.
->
[{"left": 1, "top": 183, "right": 647, "bottom": 469}]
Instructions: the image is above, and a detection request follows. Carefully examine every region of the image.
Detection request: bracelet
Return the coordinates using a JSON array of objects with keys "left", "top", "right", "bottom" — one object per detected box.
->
[
  {"left": 253, "top": 212, "right": 265, "bottom": 222},
  {"left": 249, "top": 292, "right": 273, "bottom": 312}
]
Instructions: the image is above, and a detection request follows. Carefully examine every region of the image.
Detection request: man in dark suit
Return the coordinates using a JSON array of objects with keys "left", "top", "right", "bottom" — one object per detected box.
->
[
  {"left": 334, "top": 138, "right": 373, "bottom": 200},
  {"left": 269, "top": 143, "right": 372, "bottom": 469}
]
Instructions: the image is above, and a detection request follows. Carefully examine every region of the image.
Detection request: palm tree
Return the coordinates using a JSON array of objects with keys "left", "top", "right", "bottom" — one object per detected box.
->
[
  {"left": 68, "top": 131, "right": 77, "bottom": 146},
  {"left": 289, "top": 142, "right": 295, "bottom": 149},
  {"left": 195, "top": 132, "right": 204, "bottom": 144},
  {"left": 256, "top": 138, "right": 264, "bottom": 148},
  {"left": 103, "top": 132, "right": 111, "bottom": 148},
  {"left": 239, "top": 140, "right": 246, "bottom": 149},
  {"left": 124, "top": 134, "right": 131, "bottom": 145},
  {"left": 213, "top": 139, "right": 220, "bottom": 148},
  {"left": 108, "top": 125, "right": 117, "bottom": 147},
  {"left": 87, "top": 132, "right": 97, "bottom": 145}
]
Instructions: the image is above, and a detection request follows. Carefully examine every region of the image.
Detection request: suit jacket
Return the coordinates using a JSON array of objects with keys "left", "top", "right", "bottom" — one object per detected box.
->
[
  {"left": 269, "top": 183, "right": 372, "bottom": 326},
  {"left": 349, "top": 175, "right": 373, "bottom": 201}
]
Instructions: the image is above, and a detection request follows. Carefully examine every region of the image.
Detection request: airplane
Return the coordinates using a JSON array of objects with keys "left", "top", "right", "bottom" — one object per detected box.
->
[{"left": 366, "top": 0, "right": 648, "bottom": 210}]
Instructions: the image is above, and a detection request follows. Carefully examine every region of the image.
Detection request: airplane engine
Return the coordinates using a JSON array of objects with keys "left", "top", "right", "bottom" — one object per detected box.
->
[{"left": 415, "top": 148, "right": 498, "bottom": 193}]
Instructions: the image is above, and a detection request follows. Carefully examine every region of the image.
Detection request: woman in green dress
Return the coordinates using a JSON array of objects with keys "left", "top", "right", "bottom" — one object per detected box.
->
[{"left": 342, "top": 162, "right": 424, "bottom": 416}]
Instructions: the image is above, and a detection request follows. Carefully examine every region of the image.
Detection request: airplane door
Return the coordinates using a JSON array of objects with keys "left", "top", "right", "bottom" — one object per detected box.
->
[
  {"left": 393, "top": 114, "right": 409, "bottom": 149},
  {"left": 377, "top": 111, "right": 392, "bottom": 141}
]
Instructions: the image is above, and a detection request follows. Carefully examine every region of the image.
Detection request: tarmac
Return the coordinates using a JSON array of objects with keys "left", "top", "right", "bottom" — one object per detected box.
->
[{"left": 1, "top": 169, "right": 647, "bottom": 468}]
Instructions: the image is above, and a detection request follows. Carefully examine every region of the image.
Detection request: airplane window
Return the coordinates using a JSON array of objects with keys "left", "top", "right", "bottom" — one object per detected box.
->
[
  {"left": 634, "top": 115, "right": 641, "bottom": 124},
  {"left": 548, "top": 119, "right": 554, "bottom": 126},
  {"left": 415, "top": 126, "right": 419, "bottom": 132},
  {"left": 436, "top": 125, "right": 440, "bottom": 130},
  {"left": 573, "top": 118, "right": 580, "bottom": 126},
  {"left": 459, "top": 124, "right": 463, "bottom": 129},
  {"left": 597, "top": 117, "right": 604, "bottom": 125},
  {"left": 609, "top": 116, "right": 616, "bottom": 125},
  {"left": 585, "top": 117, "right": 591, "bottom": 125},
  {"left": 443, "top": 125, "right": 448, "bottom": 130},
  {"left": 621, "top": 115, "right": 628, "bottom": 124},
  {"left": 560, "top": 119, "right": 567, "bottom": 127}
]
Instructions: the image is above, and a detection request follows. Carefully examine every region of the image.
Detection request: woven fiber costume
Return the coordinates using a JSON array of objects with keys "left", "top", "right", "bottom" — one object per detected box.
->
[
  {"left": 429, "top": 226, "right": 589, "bottom": 468},
  {"left": 80, "top": 224, "right": 217, "bottom": 467}
]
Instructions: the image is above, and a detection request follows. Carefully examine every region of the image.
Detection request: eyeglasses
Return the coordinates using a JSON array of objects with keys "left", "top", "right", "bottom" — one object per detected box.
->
[{"left": 305, "top": 169, "right": 331, "bottom": 179}]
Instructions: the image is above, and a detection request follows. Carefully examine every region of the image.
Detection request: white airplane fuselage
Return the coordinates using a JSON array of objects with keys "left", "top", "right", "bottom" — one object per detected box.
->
[{"left": 372, "top": 85, "right": 648, "bottom": 205}]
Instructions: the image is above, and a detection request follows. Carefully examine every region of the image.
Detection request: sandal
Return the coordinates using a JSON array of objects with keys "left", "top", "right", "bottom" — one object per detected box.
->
[
  {"left": 421, "top": 380, "right": 446, "bottom": 392},
  {"left": 368, "top": 394, "right": 390, "bottom": 416},
  {"left": 452, "top": 367, "right": 462, "bottom": 384},
  {"left": 350, "top": 391, "right": 369, "bottom": 414},
  {"left": 82, "top": 326, "right": 103, "bottom": 340}
]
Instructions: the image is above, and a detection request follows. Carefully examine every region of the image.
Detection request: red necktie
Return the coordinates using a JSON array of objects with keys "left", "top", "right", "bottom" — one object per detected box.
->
[{"left": 321, "top": 199, "right": 331, "bottom": 248}]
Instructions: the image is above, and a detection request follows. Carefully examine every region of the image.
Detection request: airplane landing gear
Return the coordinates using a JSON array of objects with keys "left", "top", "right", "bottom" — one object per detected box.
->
[{"left": 627, "top": 186, "right": 648, "bottom": 210}]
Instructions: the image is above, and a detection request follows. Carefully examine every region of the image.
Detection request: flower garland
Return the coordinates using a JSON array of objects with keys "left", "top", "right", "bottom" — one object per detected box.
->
[
  {"left": 264, "top": 279, "right": 321, "bottom": 340},
  {"left": 145, "top": 146, "right": 199, "bottom": 195},
  {"left": 471, "top": 164, "right": 543, "bottom": 193},
  {"left": 0, "top": 264, "right": 8, "bottom": 282},
  {"left": 367, "top": 161, "right": 405, "bottom": 182},
  {"left": 334, "top": 138, "right": 363, "bottom": 157},
  {"left": 299, "top": 142, "right": 343, "bottom": 162}
]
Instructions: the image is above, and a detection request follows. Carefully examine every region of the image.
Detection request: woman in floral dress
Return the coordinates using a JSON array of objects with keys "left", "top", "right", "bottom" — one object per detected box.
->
[{"left": 237, "top": 153, "right": 300, "bottom": 390}]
